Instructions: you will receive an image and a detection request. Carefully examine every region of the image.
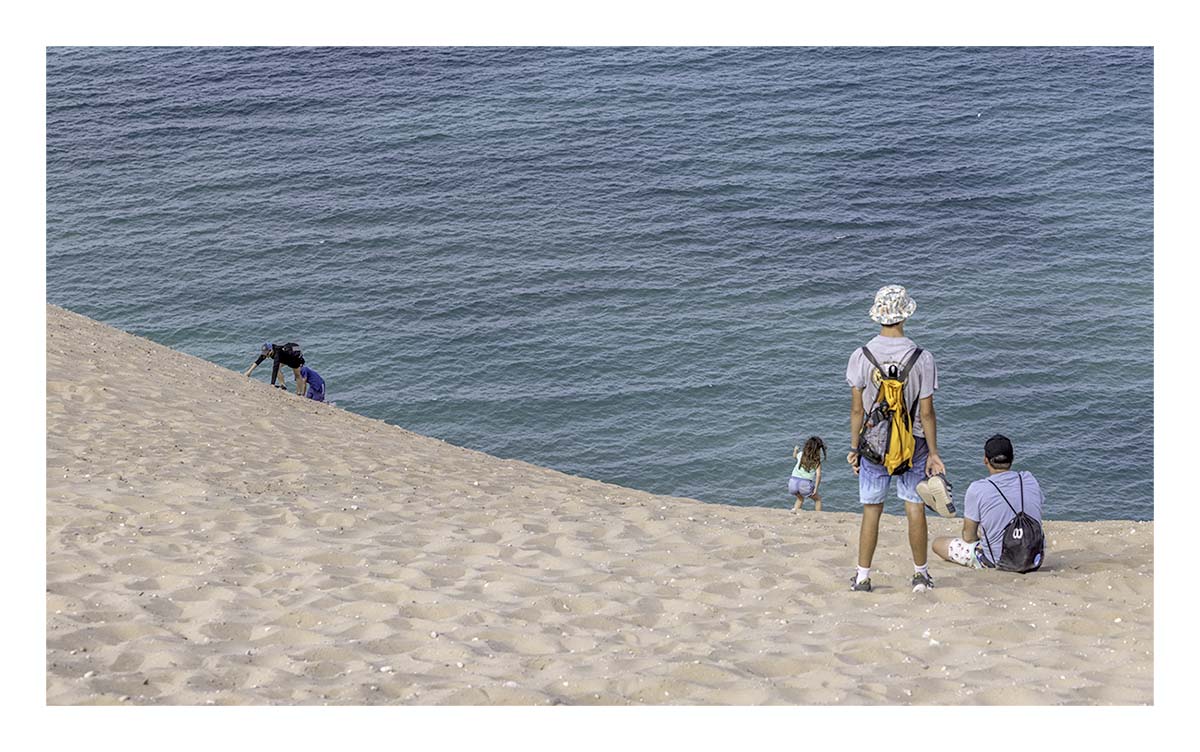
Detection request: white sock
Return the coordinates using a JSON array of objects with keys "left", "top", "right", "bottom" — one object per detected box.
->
[
  {"left": 856, "top": 566, "right": 871, "bottom": 584},
  {"left": 915, "top": 564, "right": 929, "bottom": 577}
]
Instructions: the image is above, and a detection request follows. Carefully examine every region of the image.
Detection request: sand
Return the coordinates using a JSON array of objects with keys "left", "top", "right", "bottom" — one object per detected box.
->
[{"left": 45, "top": 304, "right": 1152, "bottom": 705}]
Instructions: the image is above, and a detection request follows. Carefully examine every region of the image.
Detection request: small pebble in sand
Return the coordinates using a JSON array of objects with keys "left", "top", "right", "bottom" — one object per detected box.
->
[
  {"left": 1114, "top": 618, "right": 1122, "bottom": 623},
  {"left": 83, "top": 671, "right": 95, "bottom": 678},
  {"left": 431, "top": 631, "right": 438, "bottom": 638}
]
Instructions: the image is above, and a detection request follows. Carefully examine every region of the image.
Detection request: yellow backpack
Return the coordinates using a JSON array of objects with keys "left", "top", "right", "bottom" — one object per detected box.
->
[{"left": 858, "top": 347, "right": 923, "bottom": 475}]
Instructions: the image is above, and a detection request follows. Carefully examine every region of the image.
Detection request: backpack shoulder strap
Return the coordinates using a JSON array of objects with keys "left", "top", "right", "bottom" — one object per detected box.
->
[
  {"left": 986, "top": 478, "right": 1020, "bottom": 517},
  {"left": 977, "top": 522, "right": 996, "bottom": 562},
  {"left": 860, "top": 346, "right": 883, "bottom": 372},
  {"left": 899, "top": 347, "right": 923, "bottom": 381},
  {"left": 1017, "top": 471, "right": 1026, "bottom": 513},
  {"left": 901, "top": 348, "right": 924, "bottom": 422}
]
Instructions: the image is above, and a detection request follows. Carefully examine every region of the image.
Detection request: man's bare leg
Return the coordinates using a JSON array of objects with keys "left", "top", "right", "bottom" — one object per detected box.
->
[
  {"left": 857, "top": 503, "right": 884, "bottom": 568},
  {"left": 792, "top": 494, "right": 804, "bottom": 511},
  {"left": 904, "top": 500, "right": 928, "bottom": 567},
  {"left": 931, "top": 536, "right": 953, "bottom": 562}
]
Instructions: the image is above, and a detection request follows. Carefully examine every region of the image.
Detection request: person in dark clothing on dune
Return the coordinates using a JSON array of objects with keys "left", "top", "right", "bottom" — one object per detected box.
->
[{"left": 244, "top": 342, "right": 306, "bottom": 394}]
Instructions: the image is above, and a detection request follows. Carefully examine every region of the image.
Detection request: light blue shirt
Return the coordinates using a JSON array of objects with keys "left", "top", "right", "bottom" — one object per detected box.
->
[
  {"left": 966, "top": 470, "right": 1045, "bottom": 565},
  {"left": 791, "top": 460, "right": 817, "bottom": 480}
]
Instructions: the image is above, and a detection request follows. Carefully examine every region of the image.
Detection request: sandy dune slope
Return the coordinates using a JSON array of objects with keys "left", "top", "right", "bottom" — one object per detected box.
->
[{"left": 45, "top": 305, "right": 1152, "bottom": 705}]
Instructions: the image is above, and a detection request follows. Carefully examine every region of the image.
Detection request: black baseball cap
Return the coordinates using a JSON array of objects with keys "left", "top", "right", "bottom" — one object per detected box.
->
[{"left": 984, "top": 434, "right": 1014, "bottom": 464}]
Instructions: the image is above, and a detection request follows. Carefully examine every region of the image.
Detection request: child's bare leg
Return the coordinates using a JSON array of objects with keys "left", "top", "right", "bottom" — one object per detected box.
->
[
  {"left": 792, "top": 494, "right": 804, "bottom": 511},
  {"left": 811, "top": 491, "right": 822, "bottom": 512}
]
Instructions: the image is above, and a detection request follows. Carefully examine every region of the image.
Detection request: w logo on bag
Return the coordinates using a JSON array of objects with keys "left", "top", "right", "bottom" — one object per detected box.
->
[{"left": 1012, "top": 529, "right": 1023, "bottom": 540}]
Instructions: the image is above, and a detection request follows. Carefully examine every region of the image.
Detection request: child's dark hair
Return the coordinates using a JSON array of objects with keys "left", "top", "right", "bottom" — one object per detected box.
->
[{"left": 799, "top": 436, "right": 826, "bottom": 471}]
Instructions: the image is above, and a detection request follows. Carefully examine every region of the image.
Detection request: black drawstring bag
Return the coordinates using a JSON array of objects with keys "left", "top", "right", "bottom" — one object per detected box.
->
[{"left": 981, "top": 472, "right": 1045, "bottom": 573}]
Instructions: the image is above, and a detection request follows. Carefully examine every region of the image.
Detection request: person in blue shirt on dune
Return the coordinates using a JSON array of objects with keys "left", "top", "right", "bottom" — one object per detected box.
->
[
  {"left": 298, "top": 365, "right": 326, "bottom": 402},
  {"left": 932, "top": 434, "right": 1045, "bottom": 570}
]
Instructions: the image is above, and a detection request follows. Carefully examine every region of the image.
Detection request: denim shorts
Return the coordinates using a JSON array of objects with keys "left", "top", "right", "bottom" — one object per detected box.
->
[
  {"left": 858, "top": 437, "right": 928, "bottom": 505},
  {"left": 305, "top": 385, "right": 326, "bottom": 402},
  {"left": 788, "top": 477, "right": 816, "bottom": 496}
]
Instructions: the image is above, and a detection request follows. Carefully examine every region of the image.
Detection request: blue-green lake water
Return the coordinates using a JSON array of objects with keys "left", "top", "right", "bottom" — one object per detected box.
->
[{"left": 47, "top": 47, "right": 1153, "bottom": 520}]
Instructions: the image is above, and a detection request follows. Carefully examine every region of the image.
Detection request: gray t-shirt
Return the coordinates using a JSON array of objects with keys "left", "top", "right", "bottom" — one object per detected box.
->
[
  {"left": 965, "top": 470, "right": 1045, "bottom": 565},
  {"left": 845, "top": 335, "right": 938, "bottom": 437}
]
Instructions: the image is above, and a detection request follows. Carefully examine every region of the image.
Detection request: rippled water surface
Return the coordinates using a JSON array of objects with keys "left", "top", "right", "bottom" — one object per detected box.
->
[{"left": 46, "top": 47, "right": 1153, "bottom": 520}]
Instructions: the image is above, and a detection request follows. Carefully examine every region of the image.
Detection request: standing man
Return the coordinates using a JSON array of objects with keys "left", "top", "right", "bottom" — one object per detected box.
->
[
  {"left": 846, "top": 285, "right": 946, "bottom": 593},
  {"left": 932, "top": 435, "right": 1045, "bottom": 571},
  {"left": 244, "top": 342, "right": 306, "bottom": 395}
]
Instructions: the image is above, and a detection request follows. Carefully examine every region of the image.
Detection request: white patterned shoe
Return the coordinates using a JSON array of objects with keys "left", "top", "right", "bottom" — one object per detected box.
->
[{"left": 916, "top": 473, "right": 956, "bottom": 518}]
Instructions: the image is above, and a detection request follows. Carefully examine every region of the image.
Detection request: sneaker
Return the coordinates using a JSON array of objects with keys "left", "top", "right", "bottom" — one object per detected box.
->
[
  {"left": 850, "top": 575, "right": 873, "bottom": 592},
  {"left": 911, "top": 571, "right": 935, "bottom": 592},
  {"left": 916, "top": 473, "right": 957, "bottom": 518}
]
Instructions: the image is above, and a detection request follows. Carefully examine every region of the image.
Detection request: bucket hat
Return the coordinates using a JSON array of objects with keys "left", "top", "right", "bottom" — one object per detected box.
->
[{"left": 869, "top": 285, "right": 917, "bottom": 325}]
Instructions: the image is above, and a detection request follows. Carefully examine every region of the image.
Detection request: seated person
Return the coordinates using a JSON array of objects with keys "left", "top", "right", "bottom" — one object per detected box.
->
[{"left": 932, "top": 434, "right": 1045, "bottom": 570}]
